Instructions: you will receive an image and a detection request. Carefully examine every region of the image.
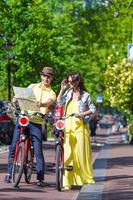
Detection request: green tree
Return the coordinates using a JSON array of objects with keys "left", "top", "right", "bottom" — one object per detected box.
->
[
  {"left": 0, "top": 0, "right": 133, "bottom": 108},
  {"left": 0, "top": 0, "right": 85, "bottom": 97},
  {"left": 104, "top": 56, "right": 133, "bottom": 120}
]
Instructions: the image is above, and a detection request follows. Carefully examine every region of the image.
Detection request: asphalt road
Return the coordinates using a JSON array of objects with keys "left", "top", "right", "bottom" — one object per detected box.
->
[{"left": 0, "top": 129, "right": 106, "bottom": 200}]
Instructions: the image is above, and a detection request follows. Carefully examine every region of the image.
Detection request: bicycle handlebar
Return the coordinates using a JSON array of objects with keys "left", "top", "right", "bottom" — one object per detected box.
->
[
  {"left": 62, "top": 113, "right": 83, "bottom": 120},
  {"left": 29, "top": 112, "right": 83, "bottom": 120},
  {"left": 1, "top": 104, "right": 84, "bottom": 121}
]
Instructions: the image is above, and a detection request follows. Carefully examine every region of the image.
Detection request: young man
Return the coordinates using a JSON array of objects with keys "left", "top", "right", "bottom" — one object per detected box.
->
[{"left": 4, "top": 66, "right": 56, "bottom": 187}]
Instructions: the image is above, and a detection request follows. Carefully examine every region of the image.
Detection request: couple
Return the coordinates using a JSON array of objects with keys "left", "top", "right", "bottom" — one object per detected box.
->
[{"left": 4, "top": 66, "right": 95, "bottom": 189}]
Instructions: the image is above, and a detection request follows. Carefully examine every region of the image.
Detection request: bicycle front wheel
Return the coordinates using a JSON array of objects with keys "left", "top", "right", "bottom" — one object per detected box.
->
[
  {"left": 55, "top": 145, "right": 64, "bottom": 191},
  {"left": 12, "top": 142, "right": 25, "bottom": 187},
  {"left": 24, "top": 145, "right": 34, "bottom": 183}
]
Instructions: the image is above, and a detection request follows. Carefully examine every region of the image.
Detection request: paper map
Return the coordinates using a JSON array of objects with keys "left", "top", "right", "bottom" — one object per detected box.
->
[{"left": 13, "top": 86, "right": 40, "bottom": 111}]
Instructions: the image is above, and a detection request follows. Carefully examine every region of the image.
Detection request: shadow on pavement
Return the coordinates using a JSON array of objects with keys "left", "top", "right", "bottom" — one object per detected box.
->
[{"left": 102, "top": 180, "right": 133, "bottom": 200}]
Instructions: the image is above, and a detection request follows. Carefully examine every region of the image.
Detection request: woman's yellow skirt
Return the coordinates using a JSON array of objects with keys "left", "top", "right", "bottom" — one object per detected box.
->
[{"left": 63, "top": 101, "right": 95, "bottom": 188}]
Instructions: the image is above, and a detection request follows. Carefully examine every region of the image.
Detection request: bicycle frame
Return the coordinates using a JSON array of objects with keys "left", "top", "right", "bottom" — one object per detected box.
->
[
  {"left": 56, "top": 130, "right": 64, "bottom": 162},
  {"left": 51, "top": 114, "right": 75, "bottom": 191},
  {"left": 13, "top": 128, "right": 33, "bottom": 165},
  {"left": 54, "top": 129, "right": 64, "bottom": 191},
  {"left": 12, "top": 115, "right": 34, "bottom": 187}
]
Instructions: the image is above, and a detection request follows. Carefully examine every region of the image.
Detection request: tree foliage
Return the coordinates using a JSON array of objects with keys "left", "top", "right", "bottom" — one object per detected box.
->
[
  {"left": 0, "top": 0, "right": 133, "bottom": 117},
  {"left": 104, "top": 56, "right": 133, "bottom": 120}
]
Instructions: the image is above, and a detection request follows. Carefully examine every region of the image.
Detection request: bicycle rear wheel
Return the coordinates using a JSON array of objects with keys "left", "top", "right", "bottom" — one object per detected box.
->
[
  {"left": 55, "top": 145, "right": 64, "bottom": 191},
  {"left": 12, "top": 142, "right": 25, "bottom": 187},
  {"left": 24, "top": 145, "right": 34, "bottom": 183}
]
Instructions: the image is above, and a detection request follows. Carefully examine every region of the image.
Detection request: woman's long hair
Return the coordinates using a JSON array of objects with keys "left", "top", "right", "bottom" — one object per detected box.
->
[{"left": 68, "top": 72, "right": 87, "bottom": 94}]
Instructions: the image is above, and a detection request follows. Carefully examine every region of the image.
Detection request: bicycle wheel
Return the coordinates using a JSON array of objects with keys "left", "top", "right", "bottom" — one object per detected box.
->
[
  {"left": 12, "top": 142, "right": 25, "bottom": 187},
  {"left": 55, "top": 145, "right": 64, "bottom": 191},
  {"left": 24, "top": 145, "right": 34, "bottom": 183}
]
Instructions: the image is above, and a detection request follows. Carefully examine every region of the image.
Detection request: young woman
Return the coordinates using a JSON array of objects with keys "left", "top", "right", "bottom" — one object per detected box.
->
[{"left": 57, "top": 72, "right": 95, "bottom": 189}]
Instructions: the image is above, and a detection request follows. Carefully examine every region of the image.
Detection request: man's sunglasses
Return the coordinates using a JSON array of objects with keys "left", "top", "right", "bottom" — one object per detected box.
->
[{"left": 42, "top": 74, "right": 52, "bottom": 79}]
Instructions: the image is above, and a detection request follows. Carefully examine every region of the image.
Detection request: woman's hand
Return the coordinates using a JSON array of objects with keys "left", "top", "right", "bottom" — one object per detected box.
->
[
  {"left": 57, "top": 79, "right": 68, "bottom": 101},
  {"left": 60, "top": 79, "right": 68, "bottom": 91},
  {"left": 79, "top": 112, "right": 85, "bottom": 118},
  {"left": 79, "top": 110, "right": 93, "bottom": 118}
]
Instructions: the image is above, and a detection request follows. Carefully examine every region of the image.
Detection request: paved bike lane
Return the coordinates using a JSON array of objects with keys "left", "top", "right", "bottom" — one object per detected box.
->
[
  {"left": 0, "top": 143, "right": 78, "bottom": 200},
  {"left": 76, "top": 128, "right": 133, "bottom": 200},
  {"left": 0, "top": 128, "right": 107, "bottom": 200}
]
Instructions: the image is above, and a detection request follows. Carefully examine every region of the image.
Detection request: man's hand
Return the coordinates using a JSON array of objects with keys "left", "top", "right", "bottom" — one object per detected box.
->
[
  {"left": 36, "top": 98, "right": 54, "bottom": 108},
  {"left": 36, "top": 101, "right": 42, "bottom": 108},
  {"left": 12, "top": 96, "right": 17, "bottom": 103}
]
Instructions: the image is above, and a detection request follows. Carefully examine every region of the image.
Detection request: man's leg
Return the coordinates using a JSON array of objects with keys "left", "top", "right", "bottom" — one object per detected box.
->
[
  {"left": 30, "top": 122, "right": 45, "bottom": 186},
  {"left": 5, "top": 123, "right": 20, "bottom": 182}
]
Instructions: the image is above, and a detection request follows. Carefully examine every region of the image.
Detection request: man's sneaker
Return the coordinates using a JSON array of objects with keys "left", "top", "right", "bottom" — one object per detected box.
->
[
  {"left": 4, "top": 174, "right": 12, "bottom": 183},
  {"left": 36, "top": 180, "right": 45, "bottom": 187}
]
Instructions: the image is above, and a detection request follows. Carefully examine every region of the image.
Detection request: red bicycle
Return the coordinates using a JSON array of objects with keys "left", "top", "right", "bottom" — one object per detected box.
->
[
  {"left": 11, "top": 110, "right": 48, "bottom": 187},
  {"left": 12, "top": 113, "right": 34, "bottom": 187},
  {"left": 51, "top": 105, "right": 81, "bottom": 191}
]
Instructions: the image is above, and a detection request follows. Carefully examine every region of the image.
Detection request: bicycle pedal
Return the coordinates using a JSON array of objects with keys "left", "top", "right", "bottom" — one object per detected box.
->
[{"left": 65, "top": 165, "right": 73, "bottom": 171}]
